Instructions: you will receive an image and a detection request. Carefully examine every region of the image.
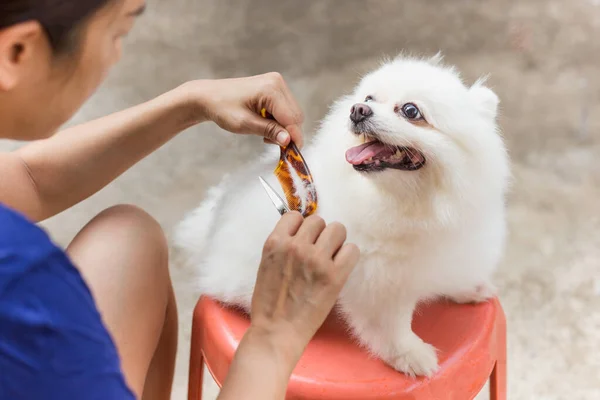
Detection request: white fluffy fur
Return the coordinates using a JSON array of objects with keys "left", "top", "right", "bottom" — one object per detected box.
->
[{"left": 174, "top": 54, "right": 510, "bottom": 377}]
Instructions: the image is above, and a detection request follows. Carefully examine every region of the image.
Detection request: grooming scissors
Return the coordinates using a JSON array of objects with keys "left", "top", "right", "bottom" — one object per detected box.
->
[{"left": 259, "top": 176, "right": 290, "bottom": 216}]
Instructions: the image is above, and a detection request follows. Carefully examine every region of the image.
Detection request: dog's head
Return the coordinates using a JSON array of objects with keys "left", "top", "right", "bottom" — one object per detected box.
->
[{"left": 321, "top": 53, "right": 509, "bottom": 206}]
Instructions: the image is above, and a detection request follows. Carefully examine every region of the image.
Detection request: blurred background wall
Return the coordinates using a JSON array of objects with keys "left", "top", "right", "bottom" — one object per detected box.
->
[{"left": 2, "top": 0, "right": 599, "bottom": 398}]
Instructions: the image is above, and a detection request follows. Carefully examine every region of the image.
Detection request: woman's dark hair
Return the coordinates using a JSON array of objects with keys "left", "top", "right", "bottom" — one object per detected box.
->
[{"left": 0, "top": 0, "right": 111, "bottom": 55}]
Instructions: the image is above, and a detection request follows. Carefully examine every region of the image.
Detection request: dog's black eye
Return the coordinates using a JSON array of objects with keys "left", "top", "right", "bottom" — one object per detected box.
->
[
  {"left": 401, "top": 103, "right": 422, "bottom": 120},
  {"left": 364, "top": 95, "right": 374, "bottom": 102}
]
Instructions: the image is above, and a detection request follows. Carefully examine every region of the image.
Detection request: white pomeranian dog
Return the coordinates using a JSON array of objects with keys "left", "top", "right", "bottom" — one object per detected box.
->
[{"left": 174, "top": 53, "right": 510, "bottom": 377}]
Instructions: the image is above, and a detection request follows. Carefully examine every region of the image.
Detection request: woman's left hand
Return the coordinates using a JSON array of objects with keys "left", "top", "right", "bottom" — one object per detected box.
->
[{"left": 178, "top": 73, "right": 305, "bottom": 148}]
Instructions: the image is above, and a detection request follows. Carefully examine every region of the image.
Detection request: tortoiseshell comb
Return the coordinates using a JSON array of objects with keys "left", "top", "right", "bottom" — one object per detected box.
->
[{"left": 260, "top": 108, "right": 318, "bottom": 217}]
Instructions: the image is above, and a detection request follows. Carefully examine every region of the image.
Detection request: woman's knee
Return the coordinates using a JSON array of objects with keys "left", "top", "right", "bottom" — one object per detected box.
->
[
  {"left": 69, "top": 204, "right": 170, "bottom": 282},
  {"left": 92, "top": 204, "right": 166, "bottom": 244},
  {"left": 68, "top": 205, "right": 176, "bottom": 397}
]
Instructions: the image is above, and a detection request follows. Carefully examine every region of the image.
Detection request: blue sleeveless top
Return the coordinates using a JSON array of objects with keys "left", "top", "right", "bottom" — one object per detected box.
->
[{"left": 0, "top": 204, "right": 135, "bottom": 399}]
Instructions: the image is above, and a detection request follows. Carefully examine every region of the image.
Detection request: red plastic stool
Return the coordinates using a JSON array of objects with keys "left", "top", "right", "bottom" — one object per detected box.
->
[{"left": 188, "top": 296, "right": 506, "bottom": 400}]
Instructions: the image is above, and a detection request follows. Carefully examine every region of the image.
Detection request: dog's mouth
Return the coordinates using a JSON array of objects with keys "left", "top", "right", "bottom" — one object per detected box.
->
[{"left": 345, "top": 137, "right": 426, "bottom": 172}]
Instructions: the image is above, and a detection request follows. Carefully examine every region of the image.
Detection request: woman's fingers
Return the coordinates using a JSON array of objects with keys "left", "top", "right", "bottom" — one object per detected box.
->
[
  {"left": 240, "top": 111, "right": 290, "bottom": 147},
  {"left": 294, "top": 215, "right": 327, "bottom": 245},
  {"left": 333, "top": 243, "right": 361, "bottom": 278},
  {"left": 315, "top": 222, "right": 348, "bottom": 258},
  {"left": 270, "top": 211, "right": 304, "bottom": 237},
  {"left": 258, "top": 73, "right": 304, "bottom": 147}
]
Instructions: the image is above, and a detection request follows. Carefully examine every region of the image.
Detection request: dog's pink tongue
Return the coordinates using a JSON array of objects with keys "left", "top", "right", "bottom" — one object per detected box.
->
[{"left": 345, "top": 141, "right": 391, "bottom": 165}]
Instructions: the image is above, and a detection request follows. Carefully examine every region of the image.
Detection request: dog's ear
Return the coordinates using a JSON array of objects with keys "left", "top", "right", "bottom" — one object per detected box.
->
[{"left": 470, "top": 78, "right": 499, "bottom": 119}]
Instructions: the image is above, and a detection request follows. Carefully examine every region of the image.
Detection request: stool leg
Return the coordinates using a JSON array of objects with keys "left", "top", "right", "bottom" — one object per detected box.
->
[
  {"left": 489, "top": 299, "right": 507, "bottom": 400},
  {"left": 188, "top": 303, "right": 205, "bottom": 400},
  {"left": 490, "top": 360, "right": 506, "bottom": 400}
]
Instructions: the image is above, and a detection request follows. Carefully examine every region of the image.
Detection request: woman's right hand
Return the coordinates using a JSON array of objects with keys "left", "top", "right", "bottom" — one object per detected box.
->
[
  {"left": 216, "top": 212, "right": 359, "bottom": 400},
  {"left": 249, "top": 212, "right": 360, "bottom": 368}
]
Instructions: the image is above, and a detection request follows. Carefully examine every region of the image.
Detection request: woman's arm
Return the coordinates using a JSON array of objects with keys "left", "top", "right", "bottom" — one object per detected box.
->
[
  {"left": 216, "top": 328, "right": 297, "bottom": 399},
  {"left": 0, "top": 73, "right": 303, "bottom": 222},
  {"left": 1, "top": 89, "right": 193, "bottom": 221}
]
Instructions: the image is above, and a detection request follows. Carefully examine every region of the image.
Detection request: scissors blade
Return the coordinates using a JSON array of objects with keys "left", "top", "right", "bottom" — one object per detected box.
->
[{"left": 259, "top": 176, "right": 290, "bottom": 215}]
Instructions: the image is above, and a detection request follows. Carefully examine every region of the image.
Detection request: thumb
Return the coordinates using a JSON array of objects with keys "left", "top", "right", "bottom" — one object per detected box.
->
[{"left": 243, "top": 112, "right": 291, "bottom": 147}]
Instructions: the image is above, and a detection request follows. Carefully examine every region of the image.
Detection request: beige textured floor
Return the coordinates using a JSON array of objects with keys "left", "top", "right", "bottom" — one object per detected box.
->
[{"left": 2, "top": 0, "right": 600, "bottom": 399}]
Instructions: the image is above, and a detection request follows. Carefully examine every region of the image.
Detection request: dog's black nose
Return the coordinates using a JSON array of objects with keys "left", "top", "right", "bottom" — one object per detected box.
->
[{"left": 350, "top": 103, "right": 373, "bottom": 123}]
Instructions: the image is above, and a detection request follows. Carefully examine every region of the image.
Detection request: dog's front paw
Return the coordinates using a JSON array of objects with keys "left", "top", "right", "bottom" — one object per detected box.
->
[
  {"left": 449, "top": 282, "right": 496, "bottom": 304},
  {"left": 386, "top": 339, "right": 439, "bottom": 378}
]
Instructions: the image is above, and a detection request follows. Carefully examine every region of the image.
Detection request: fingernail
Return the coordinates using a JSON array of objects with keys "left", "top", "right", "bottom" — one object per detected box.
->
[{"left": 276, "top": 131, "right": 290, "bottom": 146}]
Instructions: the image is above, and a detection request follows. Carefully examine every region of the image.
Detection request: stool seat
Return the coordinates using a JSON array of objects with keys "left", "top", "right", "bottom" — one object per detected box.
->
[{"left": 189, "top": 296, "right": 506, "bottom": 400}]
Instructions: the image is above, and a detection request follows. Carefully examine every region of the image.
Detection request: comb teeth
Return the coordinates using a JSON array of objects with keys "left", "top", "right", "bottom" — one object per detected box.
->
[{"left": 273, "top": 142, "right": 318, "bottom": 217}]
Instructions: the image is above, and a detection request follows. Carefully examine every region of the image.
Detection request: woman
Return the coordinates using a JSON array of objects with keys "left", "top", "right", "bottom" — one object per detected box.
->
[{"left": 0, "top": 1, "right": 360, "bottom": 399}]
